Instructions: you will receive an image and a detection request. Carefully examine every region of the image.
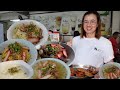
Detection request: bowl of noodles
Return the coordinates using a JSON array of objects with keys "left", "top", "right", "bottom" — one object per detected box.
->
[
  {"left": 0, "top": 60, "right": 33, "bottom": 79},
  {"left": 0, "top": 39, "right": 37, "bottom": 65},
  {"left": 99, "top": 62, "right": 120, "bottom": 79},
  {"left": 7, "top": 20, "right": 48, "bottom": 49},
  {"left": 31, "top": 58, "right": 71, "bottom": 79}
]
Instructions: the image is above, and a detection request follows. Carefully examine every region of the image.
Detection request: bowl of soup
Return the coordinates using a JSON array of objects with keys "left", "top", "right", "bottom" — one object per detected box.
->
[
  {"left": 99, "top": 62, "right": 120, "bottom": 79},
  {"left": 31, "top": 58, "right": 71, "bottom": 79}
]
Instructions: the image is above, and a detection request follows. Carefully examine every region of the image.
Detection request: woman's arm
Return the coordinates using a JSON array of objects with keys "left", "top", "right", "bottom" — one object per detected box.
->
[
  {"left": 106, "top": 59, "right": 114, "bottom": 63},
  {"left": 66, "top": 38, "right": 73, "bottom": 47}
]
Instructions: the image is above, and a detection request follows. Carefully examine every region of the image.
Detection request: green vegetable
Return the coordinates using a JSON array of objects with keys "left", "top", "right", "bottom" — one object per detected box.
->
[
  {"left": 8, "top": 66, "right": 21, "bottom": 75},
  {"left": 104, "top": 65, "right": 119, "bottom": 73},
  {"left": 8, "top": 42, "right": 22, "bottom": 53},
  {"left": 46, "top": 44, "right": 60, "bottom": 55}
]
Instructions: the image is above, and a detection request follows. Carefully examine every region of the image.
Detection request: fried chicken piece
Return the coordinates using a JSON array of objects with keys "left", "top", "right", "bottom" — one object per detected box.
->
[
  {"left": 84, "top": 70, "right": 94, "bottom": 77},
  {"left": 75, "top": 71, "right": 85, "bottom": 78}
]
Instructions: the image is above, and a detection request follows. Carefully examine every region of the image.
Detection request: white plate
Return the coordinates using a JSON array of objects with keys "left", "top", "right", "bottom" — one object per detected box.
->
[
  {"left": 0, "top": 60, "right": 33, "bottom": 79},
  {"left": 0, "top": 39, "right": 37, "bottom": 65},
  {"left": 7, "top": 19, "right": 48, "bottom": 49}
]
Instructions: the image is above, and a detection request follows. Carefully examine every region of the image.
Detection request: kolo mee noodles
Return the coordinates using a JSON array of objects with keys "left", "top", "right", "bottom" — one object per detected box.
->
[
  {"left": 1, "top": 42, "right": 31, "bottom": 63},
  {"left": 12, "top": 22, "right": 43, "bottom": 45}
]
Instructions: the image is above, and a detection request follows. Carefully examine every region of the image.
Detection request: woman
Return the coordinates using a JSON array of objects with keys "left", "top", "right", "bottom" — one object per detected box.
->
[{"left": 67, "top": 11, "right": 114, "bottom": 78}]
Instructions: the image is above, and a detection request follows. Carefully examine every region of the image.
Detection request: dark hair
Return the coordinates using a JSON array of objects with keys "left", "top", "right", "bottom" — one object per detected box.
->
[
  {"left": 81, "top": 11, "right": 101, "bottom": 39},
  {"left": 113, "top": 32, "right": 120, "bottom": 36},
  {"left": 74, "top": 31, "right": 80, "bottom": 37}
]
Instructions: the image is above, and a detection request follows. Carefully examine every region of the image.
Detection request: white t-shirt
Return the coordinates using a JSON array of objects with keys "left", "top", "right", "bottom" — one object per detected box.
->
[{"left": 71, "top": 36, "right": 114, "bottom": 68}]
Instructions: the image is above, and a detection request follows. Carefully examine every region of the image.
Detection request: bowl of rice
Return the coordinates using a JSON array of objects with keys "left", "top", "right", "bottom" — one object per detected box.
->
[{"left": 0, "top": 60, "right": 33, "bottom": 79}]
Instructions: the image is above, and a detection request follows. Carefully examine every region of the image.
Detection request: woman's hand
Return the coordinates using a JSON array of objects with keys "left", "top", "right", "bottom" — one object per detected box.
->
[
  {"left": 93, "top": 68, "right": 100, "bottom": 79},
  {"left": 66, "top": 38, "right": 72, "bottom": 47},
  {"left": 94, "top": 73, "right": 100, "bottom": 79}
]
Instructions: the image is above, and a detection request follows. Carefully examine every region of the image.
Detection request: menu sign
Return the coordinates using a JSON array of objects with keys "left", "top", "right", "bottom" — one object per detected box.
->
[
  {"left": 51, "top": 31, "right": 60, "bottom": 42},
  {"left": 48, "top": 31, "right": 60, "bottom": 42}
]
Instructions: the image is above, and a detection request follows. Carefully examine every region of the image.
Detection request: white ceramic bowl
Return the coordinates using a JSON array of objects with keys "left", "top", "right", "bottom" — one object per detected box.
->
[
  {"left": 7, "top": 19, "right": 48, "bottom": 49},
  {"left": 0, "top": 39, "right": 37, "bottom": 65},
  {"left": 99, "top": 62, "right": 120, "bottom": 79},
  {"left": 31, "top": 58, "right": 71, "bottom": 79},
  {"left": 0, "top": 60, "right": 34, "bottom": 79}
]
